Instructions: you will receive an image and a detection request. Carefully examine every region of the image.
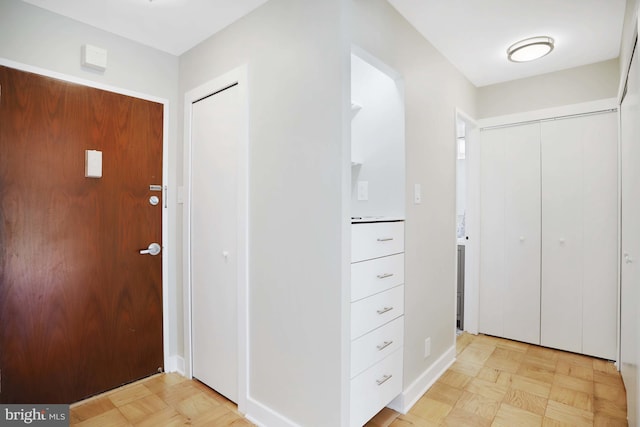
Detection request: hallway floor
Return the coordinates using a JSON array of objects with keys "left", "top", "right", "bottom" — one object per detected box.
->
[{"left": 69, "top": 332, "right": 628, "bottom": 426}]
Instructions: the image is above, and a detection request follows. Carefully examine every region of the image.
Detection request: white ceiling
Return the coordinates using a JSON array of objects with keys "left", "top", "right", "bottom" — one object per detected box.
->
[
  {"left": 21, "top": 0, "right": 269, "bottom": 56},
  {"left": 388, "top": 0, "right": 627, "bottom": 87},
  {"left": 22, "top": 0, "right": 627, "bottom": 87}
]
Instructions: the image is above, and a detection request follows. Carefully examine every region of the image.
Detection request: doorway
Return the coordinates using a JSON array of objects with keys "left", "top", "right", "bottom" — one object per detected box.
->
[
  {"left": 454, "top": 110, "right": 479, "bottom": 335},
  {"left": 184, "top": 67, "right": 248, "bottom": 409},
  {"left": 0, "top": 65, "right": 166, "bottom": 403}
]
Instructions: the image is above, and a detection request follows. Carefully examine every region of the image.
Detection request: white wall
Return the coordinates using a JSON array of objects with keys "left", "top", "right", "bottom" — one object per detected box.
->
[
  {"left": 351, "top": 53, "right": 405, "bottom": 218},
  {"left": 179, "top": 1, "right": 348, "bottom": 425},
  {"left": 478, "top": 60, "right": 620, "bottom": 118},
  {"left": 620, "top": 0, "right": 639, "bottom": 87},
  {"left": 0, "top": 0, "right": 182, "bottom": 369},
  {"left": 351, "top": 0, "right": 477, "bottom": 402}
]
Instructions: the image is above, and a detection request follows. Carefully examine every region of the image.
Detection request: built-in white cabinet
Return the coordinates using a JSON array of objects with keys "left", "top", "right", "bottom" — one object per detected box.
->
[
  {"left": 479, "top": 123, "right": 541, "bottom": 345},
  {"left": 350, "top": 220, "right": 404, "bottom": 427},
  {"left": 479, "top": 111, "right": 618, "bottom": 360}
]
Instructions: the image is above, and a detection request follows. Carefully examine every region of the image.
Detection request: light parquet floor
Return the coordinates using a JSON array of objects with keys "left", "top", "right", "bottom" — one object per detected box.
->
[{"left": 70, "top": 332, "right": 628, "bottom": 426}]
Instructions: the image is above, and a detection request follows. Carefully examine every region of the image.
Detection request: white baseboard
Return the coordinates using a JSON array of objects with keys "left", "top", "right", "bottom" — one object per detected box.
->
[
  {"left": 387, "top": 345, "right": 456, "bottom": 413},
  {"left": 244, "top": 397, "right": 301, "bottom": 427},
  {"left": 164, "top": 355, "right": 185, "bottom": 376}
]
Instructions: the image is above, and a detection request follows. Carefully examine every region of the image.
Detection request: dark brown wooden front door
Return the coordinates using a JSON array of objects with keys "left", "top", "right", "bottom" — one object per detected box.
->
[{"left": 0, "top": 66, "right": 163, "bottom": 404}]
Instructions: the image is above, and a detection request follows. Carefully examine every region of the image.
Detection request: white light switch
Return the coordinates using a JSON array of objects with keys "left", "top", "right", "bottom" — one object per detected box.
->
[
  {"left": 357, "top": 181, "right": 368, "bottom": 201},
  {"left": 414, "top": 184, "right": 422, "bottom": 204},
  {"left": 85, "top": 150, "right": 102, "bottom": 178},
  {"left": 177, "top": 186, "right": 184, "bottom": 204}
]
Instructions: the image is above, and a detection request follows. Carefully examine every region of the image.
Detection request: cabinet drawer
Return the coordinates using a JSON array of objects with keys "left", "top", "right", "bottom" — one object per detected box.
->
[
  {"left": 352, "top": 253, "right": 404, "bottom": 302},
  {"left": 352, "top": 222, "right": 404, "bottom": 263},
  {"left": 351, "top": 286, "right": 404, "bottom": 339},
  {"left": 350, "top": 348, "right": 403, "bottom": 427},
  {"left": 351, "top": 316, "right": 403, "bottom": 378}
]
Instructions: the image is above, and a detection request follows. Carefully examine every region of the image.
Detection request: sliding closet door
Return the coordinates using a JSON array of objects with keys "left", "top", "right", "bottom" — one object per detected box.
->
[
  {"left": 480, "top": 123, "right": 541, "bottom": 344},
  {"left": 540, "top": 113, "right": 617, "bottom": 359}
]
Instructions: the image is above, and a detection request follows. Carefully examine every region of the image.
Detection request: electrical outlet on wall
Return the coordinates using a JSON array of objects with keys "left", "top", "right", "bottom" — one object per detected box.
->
[{"left": 424, "top": 337, "right": 431, "bottom": 358}]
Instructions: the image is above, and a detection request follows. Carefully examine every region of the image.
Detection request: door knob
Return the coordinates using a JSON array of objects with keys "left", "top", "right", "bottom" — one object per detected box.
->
[
  {"left": 624, "top": 253, "right": 633, "bottom": 264},
  {"left": 140, "top": 243, "right": 161, "bottom": 256}
]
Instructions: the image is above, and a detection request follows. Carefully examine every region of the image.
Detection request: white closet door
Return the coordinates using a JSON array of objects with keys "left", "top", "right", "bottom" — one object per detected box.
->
[
  {"left": 191, "top": 84, "right": 240, "bottom": 402},
  {"left": 503, "top": 124, "right": 541, "bottom": 345},
  {"left": 581, "top": 113, "right": 617, "bottom": 360},
  {"left": 621, "top": 45, "right": 640, "bottom": 427},
  {"left": 540, "top": 113, "right": 617, "bottom": 358},
  {"left": 480, "top": 123, "right": 540, "bottom": 344},
  {"left": 540, "top": 120, "right": 584, "bottom": 354},
  {"left": 479, "top": 128, "right": 506, "bottom": 337}
]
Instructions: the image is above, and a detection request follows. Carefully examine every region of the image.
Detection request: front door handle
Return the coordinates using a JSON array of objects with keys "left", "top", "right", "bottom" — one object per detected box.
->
[{"left": 140, "top": 243, "right": 161, "bottom": 256}]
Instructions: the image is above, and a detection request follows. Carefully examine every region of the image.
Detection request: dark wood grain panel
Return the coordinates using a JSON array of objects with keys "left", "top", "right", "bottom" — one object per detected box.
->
[{"left": 0, "top": 65, "right": 163, "bottom": 403}]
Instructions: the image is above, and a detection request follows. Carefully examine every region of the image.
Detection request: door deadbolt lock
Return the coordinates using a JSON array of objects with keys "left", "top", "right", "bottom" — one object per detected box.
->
[{"left": 149, "top": 196, "right": 160, "bottom": 206}]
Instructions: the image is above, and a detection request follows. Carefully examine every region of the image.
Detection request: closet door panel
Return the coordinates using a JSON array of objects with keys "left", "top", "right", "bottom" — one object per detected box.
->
[
  {"left": 621, "top": 47, "right": 640, "bottom": 426},
  {"left": 581, "top": 113, "right": 618, "bottom": 360},
  {"left": 503, "top": 124, "right": 541, "bottom": 344},
  {"left": 480, "top": 123, "right": 540, "bottom": 342},
  {"left": 541, "top": 120, "right": 584, "bottom": 354},
  {"left": 479, "top": 129, "right": 506, "bottom": 337}
]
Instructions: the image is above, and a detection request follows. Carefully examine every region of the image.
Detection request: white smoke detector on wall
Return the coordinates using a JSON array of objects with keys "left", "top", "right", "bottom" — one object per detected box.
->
[{"left": 81, "top": 44, "right": 107, "bottom": 71}]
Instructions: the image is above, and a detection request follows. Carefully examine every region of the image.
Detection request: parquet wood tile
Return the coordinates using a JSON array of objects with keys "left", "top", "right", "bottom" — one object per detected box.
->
[
  {"left": 410, "top": 396, "right": 453, "bottom": 424},
  {"left": 502, "top": 388, "right": 548, "bottom": 416},
  {"left": 556, "top": 360, "right": 595, "bottom": 381},
  {"left": 553, "top": 373, "right": 594, "bottom": 395},
  {"left": 549, "top": 384, "right": 594, "bottom": 412},
  {"left": 454, "top": 391, "right": 501, "bottom": 420},
  {"left": 69, "top": 333, "right": 628, "bottom": 426},
  {"left": 424, "top": 381, "right": 465, "bottom": 406},
  {"left": 390, "top": 412, "right": 439, "bottom": 427},
  {"left": 441, "top": 407, "right": 492, "bottom": 427},
  {"left": 451, "top": 360, "right": 484, "bottom": 377},
  {"left": 465, "top": 378, "right": 509, "bottom": 402},
  {"left": 510, "top": 374, "right": 553, "bottom": 398},
  {"left": 545, "top": 399, "right": 594, "bottom": 426},
  {"left": 492, "top": 403, "right": 543, "bottom": 427}
]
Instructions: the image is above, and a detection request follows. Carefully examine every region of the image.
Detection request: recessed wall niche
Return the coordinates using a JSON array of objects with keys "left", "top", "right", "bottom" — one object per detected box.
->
[{"left": 351, "top": 51, "right": 405, "bottom": 219}]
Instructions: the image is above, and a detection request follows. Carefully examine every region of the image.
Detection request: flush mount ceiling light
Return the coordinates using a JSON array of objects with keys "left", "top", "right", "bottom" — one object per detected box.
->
[{"left": 507, "top": 36, "right": 555, "bottom": 62}]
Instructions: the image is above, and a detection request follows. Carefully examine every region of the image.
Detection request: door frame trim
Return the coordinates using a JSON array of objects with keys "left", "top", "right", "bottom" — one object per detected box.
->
[
  {"left": 0, "top": 57, "right": 172, "bottom": 374},
  {"left": 454, "top": 108, "right": 479, "bottom": 336},
  {"left": 183, "top": 65, "right": 249, "bottom": 413}
]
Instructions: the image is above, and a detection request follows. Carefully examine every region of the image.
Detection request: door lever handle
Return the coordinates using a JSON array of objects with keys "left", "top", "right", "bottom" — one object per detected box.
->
[{"left": 140, "top": 243, "right": 161, "bottom": 256}]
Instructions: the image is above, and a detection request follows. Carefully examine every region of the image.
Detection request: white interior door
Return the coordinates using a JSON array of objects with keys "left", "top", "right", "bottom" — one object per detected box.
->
[
  {"left": 621, "top": 44, "right": 640, "bottom": 427},
  {"left": 191, "top": 84, "right": 240, "bottom": 402}
]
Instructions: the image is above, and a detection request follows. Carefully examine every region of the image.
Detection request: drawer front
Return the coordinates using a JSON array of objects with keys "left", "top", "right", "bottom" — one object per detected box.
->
[
  {"left": 350, "top": 348, "right": 403, "bottom": 427},
  {"left": 351, "top": 253, "right": 404, "bottom": 302},
  {"left": 351, "top": 285, "right": 404, "bottom": 339},
  {"left": 351, "top": 316, "right": 403, "bottom": 378},
  {"left": 352, "top": 222, "right": 404, "bottom": 263}
]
